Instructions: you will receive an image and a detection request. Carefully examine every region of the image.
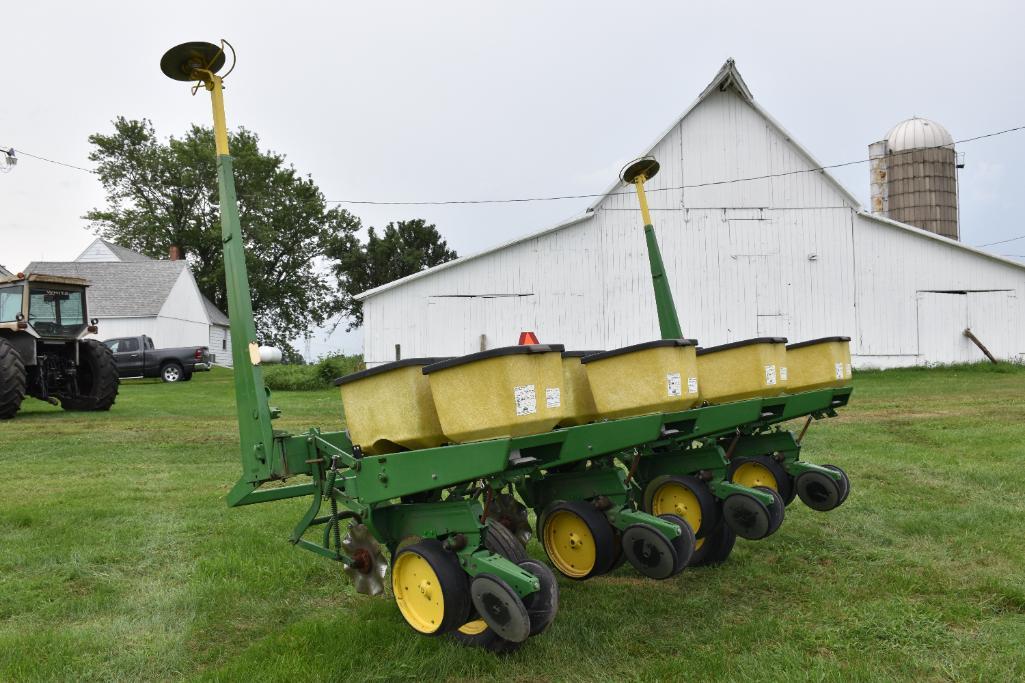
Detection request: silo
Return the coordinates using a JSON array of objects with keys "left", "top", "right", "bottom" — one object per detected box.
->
[{"left": 869, "top": 117, "right": 959, "bottom": 240}]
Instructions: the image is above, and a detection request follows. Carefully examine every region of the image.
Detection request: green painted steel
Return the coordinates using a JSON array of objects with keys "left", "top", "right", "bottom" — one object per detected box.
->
[
  {"left": 644, "top": 224, "right": 683, "bottom": 339},
  {"left": 215, "top": 154, "right": 276, "bottom": 489}
]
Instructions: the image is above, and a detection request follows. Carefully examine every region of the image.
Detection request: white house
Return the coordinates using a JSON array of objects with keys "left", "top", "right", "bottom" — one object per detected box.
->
[
  {"left": 26, "top": 239, "right": 233, "bottom": 366},
  {"left": 356, "top": 60, "right": 1025, "bottom": 368}
]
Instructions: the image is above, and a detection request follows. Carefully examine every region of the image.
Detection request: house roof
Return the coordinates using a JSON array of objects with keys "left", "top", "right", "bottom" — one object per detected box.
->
[
  {"left": 58, "top": 239, "right": 232, "bottom": 323},
  {"left": 356, "top": 58, "right": 1023, "bottom": 302},
  {"left": 203, "top": 295, "right": 230, "bottom": 326},
  {"left": 0, "top": 265, "right": 11, "bottom": 277},
  {"left": 24, "top": 260, "right": 189, "bottom": 317}
]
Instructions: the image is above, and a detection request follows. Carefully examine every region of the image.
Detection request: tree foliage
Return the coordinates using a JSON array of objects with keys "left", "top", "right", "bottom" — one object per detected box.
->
[
  {"left": 85, "top": 117, "right": 360, "bottom": 350},
  {"left": 326, "top": 219, "right": 458, "bottom": 329}
]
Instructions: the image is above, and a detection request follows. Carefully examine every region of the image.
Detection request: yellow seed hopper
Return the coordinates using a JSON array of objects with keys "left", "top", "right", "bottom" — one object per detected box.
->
[
  {"left": 696, "top": 337, "right": 789, "bottom": 403},
  {"left": 336, "top": 358, "right": 449, "bottom": 454},
  {"left": 423, "top": 344, "right": 565, "bottom": 443},
  {"left": 785, "top": 336, "right": 853, "bottom": 391},
  {"left": 582, "top": 339, "right": 700, "bottom": 419}
]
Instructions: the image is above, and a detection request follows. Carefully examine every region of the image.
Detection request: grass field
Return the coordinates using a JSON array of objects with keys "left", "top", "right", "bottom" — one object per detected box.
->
[{"left": 2, "top": 365, "right": 1024, "bottom": 681}]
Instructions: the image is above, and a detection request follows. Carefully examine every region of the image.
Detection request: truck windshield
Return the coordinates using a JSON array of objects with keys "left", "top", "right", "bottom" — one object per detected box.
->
[
  {"left": 28, "top": 287, "right": 86, "bottom": 336},
  {"left": 0, "top": 285, "right": 21, "bottom": 322}
]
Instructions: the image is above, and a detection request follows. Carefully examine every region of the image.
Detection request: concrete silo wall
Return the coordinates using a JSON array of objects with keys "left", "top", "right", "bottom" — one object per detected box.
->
[{"left": 885, "top": 147, "right": 959, "bottom": 240}]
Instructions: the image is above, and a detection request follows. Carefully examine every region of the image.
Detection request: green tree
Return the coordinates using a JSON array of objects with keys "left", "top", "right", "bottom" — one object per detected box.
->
[
  {"left": 327, "top": 219, "right": 458, "bottom": 329},
  {"left": 85, "top": 117, "right": 360, "bottom": 352}
]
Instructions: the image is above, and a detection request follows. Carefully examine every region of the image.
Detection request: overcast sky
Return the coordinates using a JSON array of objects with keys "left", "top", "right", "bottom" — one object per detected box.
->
[{"left": 2, "top": 1, "right": 1023, "bottom": 358}]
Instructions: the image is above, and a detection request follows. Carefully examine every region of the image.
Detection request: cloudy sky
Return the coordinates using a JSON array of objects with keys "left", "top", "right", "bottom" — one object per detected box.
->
[{"left": 2, "top": 1, "right": 1022, "bottom": 357}]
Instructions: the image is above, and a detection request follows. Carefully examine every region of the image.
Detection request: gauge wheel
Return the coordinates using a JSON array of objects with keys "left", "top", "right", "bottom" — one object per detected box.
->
[
  {"left": 643, "top": 474, "right": 720, "bottom": 539},
  {"left": 392, "top": 539, "right": 470, "bottom": 636},
  {"left": 729, "top": 455, "right": 794, "bottom": 506},
  {"left": 538, "top": 500, "right": 617, "bottom": 580}
]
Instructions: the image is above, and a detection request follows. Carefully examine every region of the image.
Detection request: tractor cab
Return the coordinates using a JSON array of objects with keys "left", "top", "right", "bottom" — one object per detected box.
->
[
  {"left": 0, "top": 273, "right": 117, "bottom": 419},
  {"left": 0, "top": 273, "right": 94, "bottom": 340}
]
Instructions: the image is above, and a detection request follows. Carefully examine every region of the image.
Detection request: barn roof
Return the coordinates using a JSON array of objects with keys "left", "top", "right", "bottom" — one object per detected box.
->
[
  {"left": 356, "top": 58, "right": 1024, "bottom": 301},
  {"left": 24, "top": 260, "right": 188, "bottom": 317}
]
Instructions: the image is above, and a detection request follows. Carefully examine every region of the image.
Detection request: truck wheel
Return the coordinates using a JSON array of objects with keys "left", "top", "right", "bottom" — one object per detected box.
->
[
  {"left": 61, "top": 340, "right": 119, "bottom": 412},
  {"left": 161, "top": 362, "right": 184, "bottom": 383},
  {"left": 0, "top": 338, "right": 27, "bottom": 419}
]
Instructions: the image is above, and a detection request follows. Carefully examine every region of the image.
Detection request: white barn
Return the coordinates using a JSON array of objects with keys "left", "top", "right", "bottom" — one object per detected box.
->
[
  {"left": 27, "top": 239, "right": 233, "bottom": 366},
  {"left": 357, "top": 60, "right": 1025, "bottom": 369}
]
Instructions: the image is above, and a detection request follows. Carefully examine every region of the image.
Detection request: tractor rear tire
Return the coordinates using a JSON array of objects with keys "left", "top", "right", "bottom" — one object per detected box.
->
[
  {"left": 0, "top": 338, "right": 26, "bottom": 419},
  {"left": 61, "top": 340, "right": 119, "bottom": 412}
]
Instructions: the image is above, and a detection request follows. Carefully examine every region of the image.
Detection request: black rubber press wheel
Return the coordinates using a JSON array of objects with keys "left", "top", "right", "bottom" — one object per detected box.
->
[
  {"left": 722, "top": 492, "right": 772, "bottom": 540},
  {"left": 796, "top": 469, "right": 845, "bottom": 511}
]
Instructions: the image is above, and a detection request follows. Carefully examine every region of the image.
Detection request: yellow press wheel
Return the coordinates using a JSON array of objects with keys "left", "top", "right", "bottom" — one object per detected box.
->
[
  {"left": 642, "top": 475, "right": 719, "bottom": 539},
  {"left": 728, "top": 456, "right": 794, "bottom": 504},
  {"left": 458, "top": 619, "right": 489, "bottom": 636},
  {"left": 538, "top": 500, "right": 617, "bottom": 580},
  {"left": 391, "top": 539, "right": 470, "bottom": 636}
]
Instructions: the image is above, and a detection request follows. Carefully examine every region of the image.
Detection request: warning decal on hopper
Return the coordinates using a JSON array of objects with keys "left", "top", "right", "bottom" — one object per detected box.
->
[{"left": 515, "top": 385, "right": 537, "bottom": 416}]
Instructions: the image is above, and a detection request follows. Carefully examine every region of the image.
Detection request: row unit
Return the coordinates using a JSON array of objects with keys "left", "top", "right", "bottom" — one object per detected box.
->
[{"left": 335, "top": 336, "right": 852, "bottom": 455}]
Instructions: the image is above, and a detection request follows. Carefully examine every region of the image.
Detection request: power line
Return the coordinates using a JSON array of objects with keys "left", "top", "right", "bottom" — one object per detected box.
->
[
  {"left": 323, "top": 125, "right": 1025, "bottom": 205},
  {"left": 3, "top": 124, "right": 1024, "bottom": 205},
  {"left": 0, "top": 146, "right": 97, "bottom": 174},
  {"left": 976, "top": 234, "right": 1025, "bottom": 247}
]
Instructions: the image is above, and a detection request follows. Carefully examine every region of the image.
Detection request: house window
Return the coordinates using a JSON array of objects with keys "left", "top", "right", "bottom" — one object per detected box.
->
[{"left": 222, "top": 338, "right": 227, "bottom": 351}]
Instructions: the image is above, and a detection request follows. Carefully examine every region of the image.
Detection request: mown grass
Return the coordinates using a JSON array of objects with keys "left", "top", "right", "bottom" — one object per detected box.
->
[{"left": 1, "top": 364, "right": 1024, "bottom": 681}]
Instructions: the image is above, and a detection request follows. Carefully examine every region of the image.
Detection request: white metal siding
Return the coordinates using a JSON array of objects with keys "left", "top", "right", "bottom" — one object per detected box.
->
[
  {"left": 208, "top": 325, "right": 233, "bottom": 367},
  {"left": 852, "top": 213, "right": 1025, "bottom": 364},
  {"left": 360, "top": 88, "right": 1025, "bottom": 368}
]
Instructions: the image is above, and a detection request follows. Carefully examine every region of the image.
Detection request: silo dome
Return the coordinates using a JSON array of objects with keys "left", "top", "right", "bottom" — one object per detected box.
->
[{"left": 885, "top": 117, "right": 954, "bottom": 151}]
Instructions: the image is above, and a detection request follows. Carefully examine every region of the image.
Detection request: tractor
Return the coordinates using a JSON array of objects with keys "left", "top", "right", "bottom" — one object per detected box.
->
[{"left": 0, "top": 272, "right": 119, "bottom": 418}]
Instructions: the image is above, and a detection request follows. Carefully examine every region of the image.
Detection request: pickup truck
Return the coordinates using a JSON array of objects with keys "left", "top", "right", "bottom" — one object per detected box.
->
[{"left": 103, "top": 335, "right": 213, "bottom": 382}]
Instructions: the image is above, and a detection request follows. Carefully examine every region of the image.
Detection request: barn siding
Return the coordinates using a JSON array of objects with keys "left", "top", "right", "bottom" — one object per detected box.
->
[{"left": 360, "top": 87, "right": 1025, "bottom": 368}]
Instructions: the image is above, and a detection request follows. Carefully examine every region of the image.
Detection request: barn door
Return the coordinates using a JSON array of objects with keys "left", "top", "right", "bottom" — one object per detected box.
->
[
  {"left": 966, "top": 291, "right": 1022, "bottom": 360},
  {"left": 916, "top": 292, "right": 971, "bottom": 364},
  {"left": 726, "top": 215, "right": 789, "bottom": 339},
  {"left": 917, "top": 290, "right": 1021, "bottom": 364}
]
